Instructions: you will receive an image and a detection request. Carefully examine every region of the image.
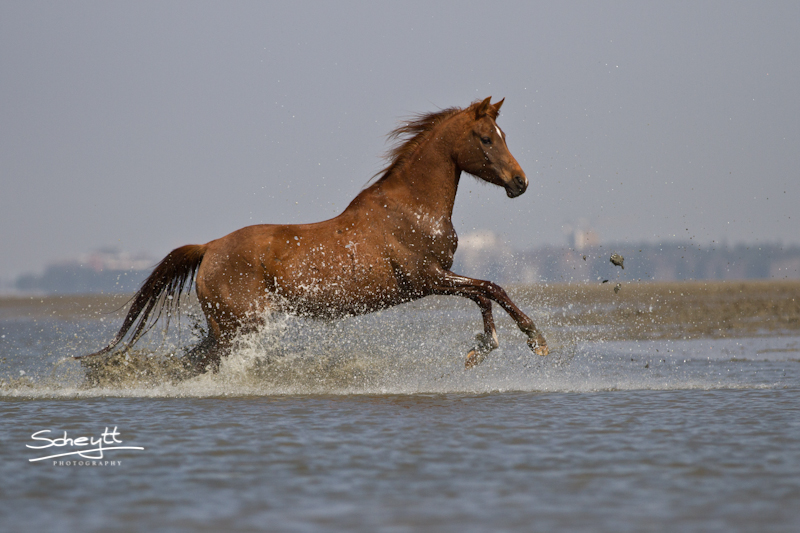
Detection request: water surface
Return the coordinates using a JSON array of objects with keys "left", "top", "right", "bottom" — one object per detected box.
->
[{"left": 2, "top": 291, "right": 799, "bottom": 532}]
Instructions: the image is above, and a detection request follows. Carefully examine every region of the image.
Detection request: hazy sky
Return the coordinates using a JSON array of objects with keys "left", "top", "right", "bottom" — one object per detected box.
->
[{"left": 2, "top": 1, "right": 798, "bottom": 280}]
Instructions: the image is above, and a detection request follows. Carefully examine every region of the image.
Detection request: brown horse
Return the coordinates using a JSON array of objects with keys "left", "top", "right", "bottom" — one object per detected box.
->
[{"left": 80, "top": 97, "right": 549, "bottom": 371}]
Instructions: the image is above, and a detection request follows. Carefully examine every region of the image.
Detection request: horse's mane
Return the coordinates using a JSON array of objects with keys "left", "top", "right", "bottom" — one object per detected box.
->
[{"left": 370, "top": 104, "right": 465, "bottom": 185}]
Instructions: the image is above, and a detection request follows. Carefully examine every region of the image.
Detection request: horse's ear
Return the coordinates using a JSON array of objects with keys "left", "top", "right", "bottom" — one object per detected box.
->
[
  {"left": 491, "top": 98, "right": 505, "bottom": 117},
  {"left": 475, "top": 96, "right": 493, "bottom": 119}
]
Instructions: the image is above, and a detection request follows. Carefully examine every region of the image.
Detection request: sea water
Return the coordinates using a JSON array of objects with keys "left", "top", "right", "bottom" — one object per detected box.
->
[{"left": 1, "top": 295, "right": 799, "bottom": 532}]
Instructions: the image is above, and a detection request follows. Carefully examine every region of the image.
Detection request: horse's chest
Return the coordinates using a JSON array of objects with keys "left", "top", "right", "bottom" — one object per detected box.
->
[{"left": 415, "top": 218, "right": 457, "bottom": 268}]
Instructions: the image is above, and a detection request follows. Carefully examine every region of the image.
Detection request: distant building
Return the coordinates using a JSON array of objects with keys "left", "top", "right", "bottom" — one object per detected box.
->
[
  {"left": 454, "top": 236, "right": 800, "bottom": 284},
  {"left": 455, "top": 230, "right": 514, "bottom": 281},
  {"left": 79, "top": 247, "right": 153, "bottom": 273},
  {"left": 570, "top": 228, "right": 600, "bottom": 251},
  {"left": 14, "top": 248, "right": 154, "bottom": 294},
  {"left": 561, "top": 219, "right": 601, "bottom": 251}
]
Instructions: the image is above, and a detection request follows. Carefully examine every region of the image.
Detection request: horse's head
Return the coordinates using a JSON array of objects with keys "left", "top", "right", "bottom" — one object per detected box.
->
[{"left": 454, "top": 97, "right": 528, "bottom": 198}]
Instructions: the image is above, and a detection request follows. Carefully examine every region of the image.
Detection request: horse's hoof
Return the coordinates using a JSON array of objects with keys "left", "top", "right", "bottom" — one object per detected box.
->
[
  {"left": 527, "top": 336, "right": 549, "bottom": 356},
  {"left": 465, "top": 332, "right": 498, "bottom": 369},
  {"left": 465, "top": 348, "right": 488, "bottom": 369}
]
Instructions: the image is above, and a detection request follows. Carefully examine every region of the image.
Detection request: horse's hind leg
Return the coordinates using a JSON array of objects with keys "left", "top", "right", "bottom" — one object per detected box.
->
[
  {"left": 186, "top": 302, "right": 271, "bottom": 374},
  {"left": 465, "top": 294, "right": 499, "bottom": 369},
  {"left": 185, "top": 334, "right": 229, "bottom": 374},
  {"left": 184, "top": 312, "right": 233, "bottom": 374}
]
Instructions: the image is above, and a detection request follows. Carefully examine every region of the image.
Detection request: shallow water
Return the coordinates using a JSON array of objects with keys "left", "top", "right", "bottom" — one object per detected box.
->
[{"left": 2, "top": 295, "right": 799, "bottom": 532}]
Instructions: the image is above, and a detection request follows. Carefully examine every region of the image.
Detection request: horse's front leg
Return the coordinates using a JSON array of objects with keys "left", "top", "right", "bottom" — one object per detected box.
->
[
  {"left": 433, "top": 271, "right": 549, "bottom": 362},
  {"left": 464, "top": 294, "right": 499, "bottom": 369}
]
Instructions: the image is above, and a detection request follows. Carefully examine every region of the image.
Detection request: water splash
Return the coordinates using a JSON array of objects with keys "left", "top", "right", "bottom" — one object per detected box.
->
[{"left": 1, "top": 295, "right": 797, "bottom": 398}]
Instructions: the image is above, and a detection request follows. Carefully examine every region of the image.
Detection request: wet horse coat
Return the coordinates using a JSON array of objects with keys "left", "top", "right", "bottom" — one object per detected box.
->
[{"left": 82, "top": 97, "right": 549, "bottom": 370}]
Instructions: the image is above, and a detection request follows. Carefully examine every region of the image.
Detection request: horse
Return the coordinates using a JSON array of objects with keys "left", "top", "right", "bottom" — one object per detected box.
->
[{"left": 79, "top": 97, "right": 549, "bottom": 372}]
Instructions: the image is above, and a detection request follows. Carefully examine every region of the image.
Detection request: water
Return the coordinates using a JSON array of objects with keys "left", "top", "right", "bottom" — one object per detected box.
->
[{"left": 2, "top": 294, "right": 799, "bottom": 532}]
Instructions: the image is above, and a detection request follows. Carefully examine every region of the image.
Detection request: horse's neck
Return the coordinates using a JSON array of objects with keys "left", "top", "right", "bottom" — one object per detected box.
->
[{"left": 377, "top": 135, "right": 461, "bottom": 222}]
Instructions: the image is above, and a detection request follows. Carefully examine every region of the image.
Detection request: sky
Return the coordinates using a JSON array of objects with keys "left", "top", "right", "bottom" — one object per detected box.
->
[{"left": 2, "top": 1, "right": 799, "bottom": 280}]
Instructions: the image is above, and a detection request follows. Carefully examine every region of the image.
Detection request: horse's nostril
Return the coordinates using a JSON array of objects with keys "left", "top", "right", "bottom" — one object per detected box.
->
[{"left": 506, "top": 175, "right": 528, "bottom": 198}]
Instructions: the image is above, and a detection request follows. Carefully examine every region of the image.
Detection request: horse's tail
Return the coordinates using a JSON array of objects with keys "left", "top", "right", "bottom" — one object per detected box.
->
[{"left": 77, "top": 244, "right": 207, "bottom": 358}]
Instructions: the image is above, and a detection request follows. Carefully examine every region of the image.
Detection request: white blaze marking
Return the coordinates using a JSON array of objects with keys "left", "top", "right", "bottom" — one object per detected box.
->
[{"left": 495, "top": 125, "right": 503, "bottom": 139}]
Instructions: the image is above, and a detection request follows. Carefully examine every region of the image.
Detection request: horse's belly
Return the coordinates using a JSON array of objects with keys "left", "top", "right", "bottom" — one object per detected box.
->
[{"left": 274, "top": 269, "right": 410, "bottom": 318}]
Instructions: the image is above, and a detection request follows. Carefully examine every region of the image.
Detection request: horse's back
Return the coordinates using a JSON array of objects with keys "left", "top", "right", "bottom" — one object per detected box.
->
[{"left": 194, "top": 215, "right": 400, "bottom": 318}]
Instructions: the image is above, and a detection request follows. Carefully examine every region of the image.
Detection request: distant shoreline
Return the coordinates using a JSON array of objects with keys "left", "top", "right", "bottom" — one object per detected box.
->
[
  {"left": 514, "top": 279, "right": 800, "bottom": 342},
  {"left": 3, "top": 280, "right": 799, "bottom": 342}
]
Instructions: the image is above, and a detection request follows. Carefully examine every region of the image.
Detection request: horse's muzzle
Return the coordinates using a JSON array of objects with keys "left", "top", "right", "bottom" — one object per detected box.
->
[{"left": 505, "top": 175, "right": 528, "bottom": 198}]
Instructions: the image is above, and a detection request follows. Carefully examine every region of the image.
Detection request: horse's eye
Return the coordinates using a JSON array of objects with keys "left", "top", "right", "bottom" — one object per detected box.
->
[{"left": 481, "top": 136, "right": 491, "bottom": 145}]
